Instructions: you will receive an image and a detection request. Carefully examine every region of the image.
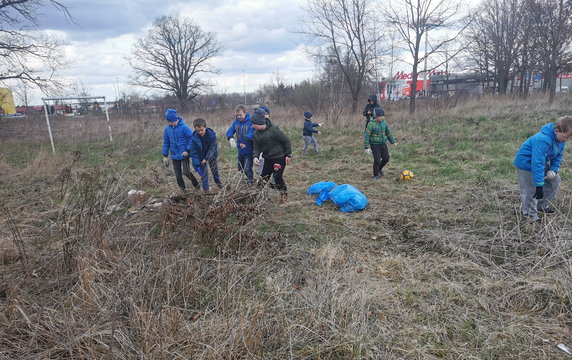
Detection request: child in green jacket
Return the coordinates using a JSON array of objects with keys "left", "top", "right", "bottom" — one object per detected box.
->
[{"left": 364, "top": 107, "right": 397, "bottom": 180}]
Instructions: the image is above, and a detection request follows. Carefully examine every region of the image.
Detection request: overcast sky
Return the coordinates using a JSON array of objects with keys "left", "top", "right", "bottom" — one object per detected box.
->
[{"left": 32, "top": 0, "right": 315, "bottom": 103}]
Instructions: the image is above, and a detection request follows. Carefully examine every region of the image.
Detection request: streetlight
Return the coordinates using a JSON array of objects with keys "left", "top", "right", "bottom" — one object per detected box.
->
[
  {"left": 242, "top": 70, "right": 246, "bottom": 105},
  {"left": 422, "top": 21, "right": 442, "bottom": 97}
]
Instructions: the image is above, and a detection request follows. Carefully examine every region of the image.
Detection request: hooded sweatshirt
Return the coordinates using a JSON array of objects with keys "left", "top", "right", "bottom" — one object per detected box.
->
[
  {"left": 362, "top": 94, "right": 379, "bottom": 121},
  {"left": 514, "top": 123, "right": 565, "bottom": 186}
]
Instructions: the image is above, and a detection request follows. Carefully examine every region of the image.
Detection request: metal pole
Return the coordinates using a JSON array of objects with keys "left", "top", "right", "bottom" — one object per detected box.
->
[
  {"left": 242, "top": 70, "right": 246, "bottom": 105},
  {"left": 42, "top": 99, "right": 56, "bottom": 154},
  {"left": 423, "top": 29, "right": 428, "bottom": 97},
  {"left": 103, "top": 96, "right": 113, "bottom": 142}
]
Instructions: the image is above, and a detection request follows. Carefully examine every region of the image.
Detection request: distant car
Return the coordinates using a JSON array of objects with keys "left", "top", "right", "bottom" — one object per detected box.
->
[{"left": 557, "top": 86, "right": 569, "bottom": 92}]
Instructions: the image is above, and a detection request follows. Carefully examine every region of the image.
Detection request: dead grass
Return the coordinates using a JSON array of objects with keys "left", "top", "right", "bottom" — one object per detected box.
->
[{"left": 1, "top": 94, "right": 572, "bottom": 359}]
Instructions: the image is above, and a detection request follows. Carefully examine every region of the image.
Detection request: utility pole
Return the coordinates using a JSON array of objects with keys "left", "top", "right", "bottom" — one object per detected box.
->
[{"left": 242, "top": 70, "right": 246, "bottom": 105}]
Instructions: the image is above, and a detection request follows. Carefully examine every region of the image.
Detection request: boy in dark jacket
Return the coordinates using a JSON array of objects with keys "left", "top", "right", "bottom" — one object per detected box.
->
[
  {"left": 513, "top": 116, "right": 572, "bottom": 223},
  {"left": 362, "top": 94, "right": 379, "bottom": 129},
  {"left": 190, "top": 118, "right": 222, "bottom": 192},
  {"left": 162, "top": 108, "right": 200, "bottom": 192},
  {"left": 251, "top": 108, "right": 293, "bottom": 204},
  {"left": 226, "top": 104, "right": 254, "bottom": 184},
  {"left": 302, "top": 111, "right": 323, "bottom": 155},
  {"left": 364, "top": 107, "right": 397, "bottom": 180}
]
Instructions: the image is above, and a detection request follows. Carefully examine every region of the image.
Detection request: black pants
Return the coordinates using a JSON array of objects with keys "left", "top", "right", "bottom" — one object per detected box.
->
[
  {"left": 371, "top": 143, "right": 389, "bottom": 177},
  {"left": 172, "top": 158, "right": 199, "bottom": 190},
  {"left": 258, "top": 156, "right": 287, "bottom": 194}
]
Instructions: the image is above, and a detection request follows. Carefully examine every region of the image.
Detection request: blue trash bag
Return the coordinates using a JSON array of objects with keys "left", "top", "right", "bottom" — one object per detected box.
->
[
  {"left": 328, "top": 184, "right": 368, "bottom": 212},
  {"left": 316, "top": 187, "right": 334, "bottom": 205},
  {"left": 307, "top": 181, "right": 338, "bottom": 195}
]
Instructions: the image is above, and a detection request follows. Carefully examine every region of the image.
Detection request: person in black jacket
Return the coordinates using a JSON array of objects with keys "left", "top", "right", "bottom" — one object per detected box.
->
[
  {"left": 251, "top": 108, "right": 293, "bottom": 204},
  {"left": 362, "top": 94, "right": 379, "bottom": 129}
]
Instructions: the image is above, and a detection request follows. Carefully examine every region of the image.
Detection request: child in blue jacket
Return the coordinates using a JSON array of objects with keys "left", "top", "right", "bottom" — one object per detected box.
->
[
  {"left": 514, "top": 116, "right": 572, "bottom": 222},
  {"left": 302, "top": 111, "right": 323, "bottom": 155},
  {"left": 226, "top": 104, "right": 254, "bottom": 184},
  {"left": 190, "top": 118, "right": 222, "bottom": 192},
  {"left": 162, "top": 109, "right": 200, "bottom": 192}
]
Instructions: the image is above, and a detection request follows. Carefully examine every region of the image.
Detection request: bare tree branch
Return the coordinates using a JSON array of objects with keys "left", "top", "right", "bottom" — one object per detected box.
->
[
  {"left": 298, "top": 0, "right": 384, "bottom": 112},
  {"left": 128, "top": 15, "right": 221, "bottom": 112},
  {"left": 384, "top": 0, "right": 471, "bottom": 113},
  {"left": 0, "top": 0, "right": 71, "bottom": 94}
]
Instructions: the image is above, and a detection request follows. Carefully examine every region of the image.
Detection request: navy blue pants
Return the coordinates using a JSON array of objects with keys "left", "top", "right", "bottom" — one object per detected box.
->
[
  {"left": 237, "top": 152, "right": 253, "bottom": 181},
  {"left": 198, "top": 158, "right": 222, "bottom": 191}
]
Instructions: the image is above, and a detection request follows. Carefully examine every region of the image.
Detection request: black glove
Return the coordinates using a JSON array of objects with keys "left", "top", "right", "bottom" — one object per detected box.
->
[{"left": 534, "top": 186, "right": 544, "bottom": 199}]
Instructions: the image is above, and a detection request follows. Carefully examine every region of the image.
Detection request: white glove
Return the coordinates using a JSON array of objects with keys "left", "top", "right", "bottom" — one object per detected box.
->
[
  {"left": 182, "top": 151, "right": 189, "bottom": 157},
  {"left": 162, "top": 157, "right": 169, "bottom": 167},
  {"left": 365, "top": 148, "right": 372, "bottom": 155},
  {"left": 254, "top": 157, "right": 260, "bottom": 166},
  {"left": 318, "top": 123, "right": 323, "bottom": 127},
  {"left": 545, "top": 170, "right": 556, "bottom": 180},
  {"left": 229, "top": 138, "right": 237, "bottom": 148}
]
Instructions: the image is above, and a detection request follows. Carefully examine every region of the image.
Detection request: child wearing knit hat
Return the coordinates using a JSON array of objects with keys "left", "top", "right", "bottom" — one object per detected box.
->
[{"left": 302, "top": 111, "right": 323, "bottom": 155}]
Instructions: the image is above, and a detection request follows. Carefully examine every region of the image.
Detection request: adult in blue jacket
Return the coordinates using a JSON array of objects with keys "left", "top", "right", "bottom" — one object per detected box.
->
[
  {"left": 189, "top": 118, "right": 222, "bottom": 191},
  {"left": 514, "top": 116, "right": 572, "bottom": 222},
  {"left": 162, "top": 109, "right": 200, "bottom": 191},
  {"left": 226, "top": 104, "right": 254, "bottom": 183}
]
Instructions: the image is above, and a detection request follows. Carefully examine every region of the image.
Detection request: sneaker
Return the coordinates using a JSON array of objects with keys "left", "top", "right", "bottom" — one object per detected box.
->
[
  {"left": 373, "top": 176, "right": 381, "bottom": 180},
  {"left": 216, "top": 182, "right": 223, "bottom": 189},
  {"left": 538, "top": 207, "right": 555, "bottom": 214},
  {"left": 380, "top": 169, "right": 385, "bottom": 177}
]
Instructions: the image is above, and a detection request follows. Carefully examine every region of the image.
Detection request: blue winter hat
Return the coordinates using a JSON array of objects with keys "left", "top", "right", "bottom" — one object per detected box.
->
[
  {"left": 304, "top": 111, "right": 313, "bottom": 119},
  {"left": 251, "top": 108, "right": 267, "bottom": 125},
  {"left": 374, "top": 107, "right": 385, "bottom": 117},
  {"left": 165, "top": 108, "right": 178, "bottom": 122},
  {"left": 368, "top": 94, "right": 377, "bottom": 102},
  {"left": 259, "top": 105, "right": 270, "bottom": 114}
]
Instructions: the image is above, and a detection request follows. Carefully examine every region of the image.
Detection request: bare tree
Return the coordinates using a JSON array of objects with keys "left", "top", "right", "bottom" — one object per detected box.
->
[
  {"left": 0, "top": 1, "right": 70, "bottom": 92},
  {"left": 385, "top": 0, "right": 470, "bottom": 113},
  {"left": 531, "top": 0, "right": 572, "bottom": 103},
  {"left": 13, "top": 81, "right": 36, "bottom": 108},
  {"left": 129, "top": 15, "right": 221, "bottom": 112},
  {"left": 298, "top": 0, "right": 382, "bottom": 113},
  {"left": 466, "top": 0, "right": 525, "bottom": 96}
]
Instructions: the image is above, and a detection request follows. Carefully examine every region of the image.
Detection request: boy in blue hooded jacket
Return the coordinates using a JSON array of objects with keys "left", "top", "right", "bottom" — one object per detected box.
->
[
  {"left": 190, "top": 118, "right": 222, "bottom": 192},
  {"left": 514, "top": 116, "right": 572, "bottom": 222},
  {"left": 162, "top": 109, "right": 200, "bottom": 192},
  {"left": 226, "top": 104, "right": 254, "bottom": 184}
]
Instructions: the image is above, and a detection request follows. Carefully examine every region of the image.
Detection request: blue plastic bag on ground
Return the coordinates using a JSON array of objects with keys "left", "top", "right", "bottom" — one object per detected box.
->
[
  {"left": 328, "top": 184, "right": 368, "bottom": 212},
  {"left": 307, "top": 181, "right": 338, "bottom": 195}
]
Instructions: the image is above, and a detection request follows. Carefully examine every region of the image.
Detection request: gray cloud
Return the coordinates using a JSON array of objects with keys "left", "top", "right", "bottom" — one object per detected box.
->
[{"left": 19, "top": 0, "right": 312, "bottom": 103}]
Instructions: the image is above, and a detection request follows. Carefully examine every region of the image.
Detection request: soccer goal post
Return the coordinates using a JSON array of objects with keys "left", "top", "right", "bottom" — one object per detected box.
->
[{"left": 41, "top": 96, "right": 113, "bottom": 154}]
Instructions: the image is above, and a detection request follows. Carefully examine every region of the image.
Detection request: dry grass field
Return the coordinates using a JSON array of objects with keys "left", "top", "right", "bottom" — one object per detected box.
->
[{"left": 1, "top": 95, "right": 571, "bottom": 359}]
